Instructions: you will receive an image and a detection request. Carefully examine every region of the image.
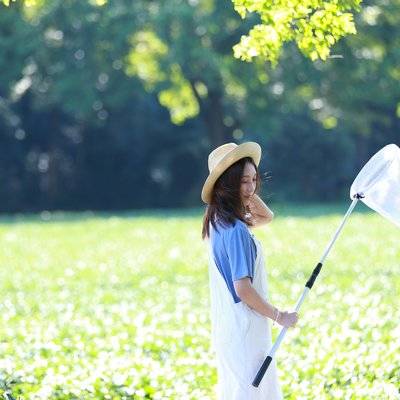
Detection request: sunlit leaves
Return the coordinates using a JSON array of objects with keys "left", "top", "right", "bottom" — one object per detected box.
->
[
  {"left": 89, "top": 0, "right": 107, "bottom": 6},
  {"left": 126, "top": 31, "right": 169, "bottom": 91},
  {"left": 158, "top": 64, "right": 199, "bottom": 125},
  {"left": 233, "top": 24, "right": 284, "bottom": 66},
  {"left": 232, "top": 0, "right": 362, "bottom": 65},
  {"left": 1, "top": 0, "right": 45, "bottom": 20},
  {"left": 126, "top": 31, "right": 199, "bottom": 125}
]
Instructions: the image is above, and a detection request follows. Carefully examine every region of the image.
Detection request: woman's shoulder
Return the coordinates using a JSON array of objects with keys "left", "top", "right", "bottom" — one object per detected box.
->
[
  {"left": 211, "top": 217, "right": 250, "bottom": 236},
  {"left": 230, "top": 218, "right": 250, "bottom": 230},
  {"left": 211, "top": 217, "right": 235, "bottom": 235},
  {"left": 224, "top": 218, "right": 251, "bottom": 237},
  {"left": 233, "top": 219, "right": 256, "bottom": 241}
]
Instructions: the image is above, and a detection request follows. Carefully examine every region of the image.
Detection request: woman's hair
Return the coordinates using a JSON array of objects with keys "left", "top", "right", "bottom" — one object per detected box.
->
[{"left": 201, "top": 156, "right": 262, "bottom": 240}]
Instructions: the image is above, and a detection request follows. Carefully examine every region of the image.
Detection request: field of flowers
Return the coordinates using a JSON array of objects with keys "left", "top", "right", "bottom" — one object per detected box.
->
[{"left": 0, "top": 203, "right": 399, "bottom": 399}]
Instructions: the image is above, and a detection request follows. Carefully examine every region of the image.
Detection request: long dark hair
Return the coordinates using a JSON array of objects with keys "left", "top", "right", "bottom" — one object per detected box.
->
[{"left": 201, "top": 156, "right": 262, "bottom": 240}]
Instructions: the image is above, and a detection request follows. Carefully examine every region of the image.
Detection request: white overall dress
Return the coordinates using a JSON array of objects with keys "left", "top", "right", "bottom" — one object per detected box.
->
[{"left": 208, "top": 223, "right": 283, "bottom": 400}]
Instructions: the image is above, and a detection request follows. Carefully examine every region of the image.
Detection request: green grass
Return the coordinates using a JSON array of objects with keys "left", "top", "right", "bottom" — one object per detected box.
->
[{"left": 0, "top": 203, "right": 399, "bottom": 399}]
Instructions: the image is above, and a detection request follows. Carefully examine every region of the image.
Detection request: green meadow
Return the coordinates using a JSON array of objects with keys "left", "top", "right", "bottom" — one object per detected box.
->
[{"left": 0, "top": 204, "right": 399, "bottom": 399}]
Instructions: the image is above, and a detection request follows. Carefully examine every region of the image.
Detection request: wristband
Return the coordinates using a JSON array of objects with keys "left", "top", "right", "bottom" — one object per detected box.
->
[
  {"left": 272, "top": 308, "right": 278, "bottom": 326},
  {"left": 273, "top": 309, "right": 280, "bottom": 326}
]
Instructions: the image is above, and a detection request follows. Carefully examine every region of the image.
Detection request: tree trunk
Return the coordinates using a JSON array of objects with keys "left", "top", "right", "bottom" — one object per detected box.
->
[{"left": 202, "top": 89, "right": 231, "bottom": 147}]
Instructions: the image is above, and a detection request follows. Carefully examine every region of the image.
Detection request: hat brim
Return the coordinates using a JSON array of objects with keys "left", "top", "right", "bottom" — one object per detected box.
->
[{"left": 201, "top": 142, "right": 261, "bottom": 204}]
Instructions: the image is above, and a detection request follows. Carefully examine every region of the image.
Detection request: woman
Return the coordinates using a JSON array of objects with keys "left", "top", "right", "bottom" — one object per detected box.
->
[{"left": 201, "top": 142, "right": 299, "bottom": 399}]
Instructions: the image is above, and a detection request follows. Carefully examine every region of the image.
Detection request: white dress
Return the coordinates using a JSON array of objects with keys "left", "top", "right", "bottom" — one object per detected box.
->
[{"left": 208, "top": 223, "right": 283, "bottom": 400}]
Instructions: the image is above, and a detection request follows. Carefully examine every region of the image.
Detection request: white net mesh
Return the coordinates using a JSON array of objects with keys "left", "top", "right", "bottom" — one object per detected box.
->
[{"left": 350, "top": 144, "right": 400, "bottom": 228}]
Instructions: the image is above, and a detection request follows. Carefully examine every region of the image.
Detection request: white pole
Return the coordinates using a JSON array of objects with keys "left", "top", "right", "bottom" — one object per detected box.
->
[
  {"left": 252, "top": 196, "right": 360, "bottom": 387},
  {"left": 320, "top": 196, "right": 360, "bottom": 263}
]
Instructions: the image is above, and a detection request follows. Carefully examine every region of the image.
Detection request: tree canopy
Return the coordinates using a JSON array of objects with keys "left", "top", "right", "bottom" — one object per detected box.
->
[
  {"left": 232, "top": 0, "right": 362, "bottom": 64},
  {"left": 0, "top": 0, "right": 398, "bottom": 211}
]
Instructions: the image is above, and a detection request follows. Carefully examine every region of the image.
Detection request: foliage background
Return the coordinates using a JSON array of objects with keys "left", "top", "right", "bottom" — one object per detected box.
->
[{"left": 0, "top": 0, "right": 398, "bottom": 212}]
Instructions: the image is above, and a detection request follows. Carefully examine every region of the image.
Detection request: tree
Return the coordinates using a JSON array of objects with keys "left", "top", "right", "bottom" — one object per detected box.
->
[
  {"left": 125, "top": 0, "right": 265, "bottom": 146},
  {"left": 3, "top": 0, "right": 365, "bottom": 148},
  {"left": 232, "top": 0, "right": 363, "bottom": 64},
  {"left": 124, "top": 0, "right": 365, "bottom": 147}
]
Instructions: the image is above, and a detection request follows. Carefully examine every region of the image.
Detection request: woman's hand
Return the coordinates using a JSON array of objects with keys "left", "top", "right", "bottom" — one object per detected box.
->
[
  {"left": 277, "top": 311, "right": 299, "bottom": 328},
  {"left": 246, "top": 194, "right": 274, "bottom": 227},
  {"left": 246, "top": 194, "right": 258, "bottom": 213}
]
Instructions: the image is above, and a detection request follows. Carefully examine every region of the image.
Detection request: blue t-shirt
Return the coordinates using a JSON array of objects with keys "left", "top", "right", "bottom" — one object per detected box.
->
[{"left": 210, "top": 218, "right": 257, "bottom": 303}]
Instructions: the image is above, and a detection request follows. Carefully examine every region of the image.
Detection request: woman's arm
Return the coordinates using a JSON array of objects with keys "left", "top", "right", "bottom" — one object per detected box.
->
[
  {"left": 234, "top": 277, "right": 278, "bottom": 320},
  {"left": 247, "top": 194, "right": 274, "bottom": 228},
  {"left": 234, "top": 278, "right": 299, "bottom": 327}
]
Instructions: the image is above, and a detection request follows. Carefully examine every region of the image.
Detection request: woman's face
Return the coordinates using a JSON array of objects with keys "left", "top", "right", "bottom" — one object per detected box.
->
[{"left": 240, "top": 161, "right": 257, "bottom": 206}]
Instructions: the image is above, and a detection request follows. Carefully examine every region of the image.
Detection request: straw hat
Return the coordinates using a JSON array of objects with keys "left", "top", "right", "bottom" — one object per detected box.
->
[{"left": 201, "top": 142, "right": 261, "bottom": 204}]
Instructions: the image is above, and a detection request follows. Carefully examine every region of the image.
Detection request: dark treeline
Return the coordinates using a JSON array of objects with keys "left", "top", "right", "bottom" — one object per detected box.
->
[{"left": 0, "top": 0, "right": 399, "bottom": 212}]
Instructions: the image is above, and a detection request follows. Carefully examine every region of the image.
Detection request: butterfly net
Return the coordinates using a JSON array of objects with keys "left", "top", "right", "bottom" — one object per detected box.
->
[{"left": 350, "top": 144, "right": 400, "bottom": 228}]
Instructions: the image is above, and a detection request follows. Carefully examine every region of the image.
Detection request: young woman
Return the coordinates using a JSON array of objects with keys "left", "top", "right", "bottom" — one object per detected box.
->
[{"left": 201, "top": 142, "right": 299, "bottom": 399}]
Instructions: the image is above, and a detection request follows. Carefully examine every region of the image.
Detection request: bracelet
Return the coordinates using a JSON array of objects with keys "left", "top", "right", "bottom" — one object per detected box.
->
[
  {"left": 273, "top": 309, "right": 280, "bottom": 326},
  {"left": 272, "top": 308, "right": 278, "bottom": 326}
]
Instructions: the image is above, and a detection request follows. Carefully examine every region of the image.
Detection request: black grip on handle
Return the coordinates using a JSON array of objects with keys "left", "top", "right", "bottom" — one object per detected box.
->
[
  {"left": 305, "top": 262, "right": 322, "bottom": 289},
  {"left": 252, "top": 356, "right": 272, "bottom": 387}
]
